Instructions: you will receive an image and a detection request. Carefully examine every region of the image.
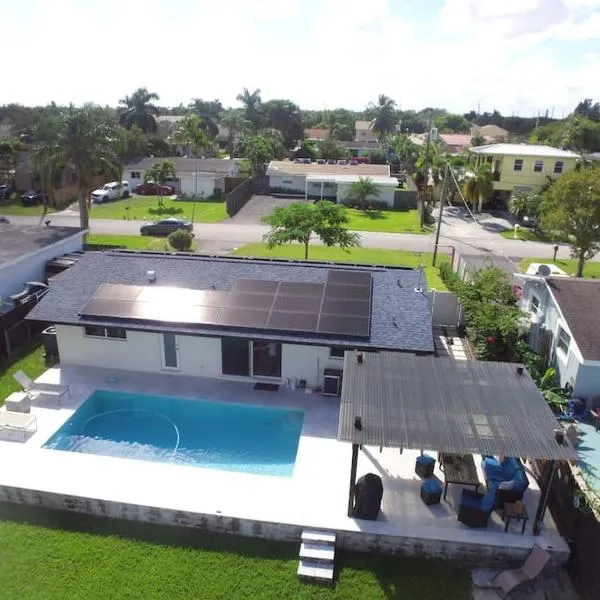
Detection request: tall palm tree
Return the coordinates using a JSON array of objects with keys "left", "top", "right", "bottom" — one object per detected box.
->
[
  {"left": 369, "top": 94, "right": 398, "bottom": 143},
  {"left": 188, "top": 98, "right": 222, "bottom": 139},
  {"left": 236, "top": 88, "right": 263, "bottom": 131},
  {"left": 508, "top": 191, "right": 539, "bottom": 219},
  {"left": 463, "top": 164, "right": 494, "bottom": 212},
  {"left": 345, "top": 176, "right": 382, "bottom": 208},
  {"left": 172, "top": 114, "right": 211, "bottom": 158},
  {"left": 118, "top": 88, "right": 160, "bottom": 134},
  {"left": 144, "top": 159, "right": 176, "bottom": 208},
  {"left": 220, "top": 109, "right": 249, "bottom": 158}
]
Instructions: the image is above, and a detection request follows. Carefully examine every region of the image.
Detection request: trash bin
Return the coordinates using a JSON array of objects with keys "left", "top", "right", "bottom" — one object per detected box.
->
[{"left": 41, "top": 325, "right": 59, "bottom": 360}]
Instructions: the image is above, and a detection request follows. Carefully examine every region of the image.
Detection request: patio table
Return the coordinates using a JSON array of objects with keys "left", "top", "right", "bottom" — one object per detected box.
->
[{"left": 439, "top": 453, "right": 480, "bottom": 501}]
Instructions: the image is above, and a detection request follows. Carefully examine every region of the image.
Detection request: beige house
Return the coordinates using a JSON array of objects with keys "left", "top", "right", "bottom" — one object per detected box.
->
[
  {"left": 355, "top": 120, "right": 377, "bottom": 143},
  {"left": 470, "top": 124, "right": 509, "bottom": 141}
]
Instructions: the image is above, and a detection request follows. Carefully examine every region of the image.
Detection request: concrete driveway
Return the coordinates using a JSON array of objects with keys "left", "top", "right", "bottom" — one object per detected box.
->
[{"left": 227, "top": 194, "right": 310, "bottom": 225}]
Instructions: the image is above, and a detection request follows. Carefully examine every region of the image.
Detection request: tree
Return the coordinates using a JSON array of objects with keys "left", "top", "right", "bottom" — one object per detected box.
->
[
  {"left": 574, "top": 98, "right": 600, "bottom": 122},
  {"left": 144, "top": 159, "right": 176, "bottom": 208},
  {"left": 508, "top": 191, "right": 539, "bottom": 219},
  {"left": 264, "top": 201, "right": 360, "bottom": 259},
  {"left": 317, "top": 134, "right": 348, "bottom": 160},
  {"left": 243, "top": 135, "right": 275, "bottom": 174},
  {"left": 168, "top": 229, "right": 194, "bottom": 251},
  {"left": 236, "top": 88, "right": 263, "bottom": 131},
  {"left": 220, "top": 109, "right": 249, "bottom": 158},
  {"left": 463, "top": 164, "right": 493, "bottom": 212},
  {"left": 118, "top": 88, "right": 160, "bottom": 134},
  {"left": 344, "top": 177, "right": 381, "bottom": 208},
  {"left": 470, "top": 133, "right": 486, "bottom": 147},
  {"left": 539, "top": 168, "right": 600, "bottom": 276},
  {"left": 368, "top": 94, "right": 397, "bottom": 142},
  {"left": 172, "top": 114, "right": 211, "bottom": 158},
  {"left": 256, "top": 128, "right": 285, "bottom": 159},
  {"left": 262, "top": 99, "right": 303, "bottom": 149},
  {"left": 0, "top": 137, "right": 20, "bottom": 183},
  {"left": 435, "top": 113, "right": 471, "bottom": 133},
  {"left": 188, "top": 98, "right": 222, "bottom": 139},
  {"left": 390, "top": 134, "right": 419, "bottom": 172},
  {"left": 112, "top": 125, "right": 147, "bottom": 195},
  {"left": 294, "top": 140, "right": 320, "bottom": 161}
]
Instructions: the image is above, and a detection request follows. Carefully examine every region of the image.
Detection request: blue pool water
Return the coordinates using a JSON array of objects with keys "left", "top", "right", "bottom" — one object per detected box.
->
[{"left": 43, "top": 390, "right": 304, "bottom": 477}]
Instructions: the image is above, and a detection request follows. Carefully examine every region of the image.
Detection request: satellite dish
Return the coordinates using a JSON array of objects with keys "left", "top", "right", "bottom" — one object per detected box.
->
[{"left": 537, "top": 264, "right": 552, "bottom": 277}]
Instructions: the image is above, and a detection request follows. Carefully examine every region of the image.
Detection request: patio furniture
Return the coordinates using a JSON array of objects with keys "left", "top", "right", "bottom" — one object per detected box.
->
[
  {"left": 0, "top": 411, "right": 37, "bottom": 441},
  {"left": 589, "top": 407, "right": 600, "bottom": 432},
  {"left": 457, "top": 489, "right": 496, "bottom": 528},
  {"left": 440, "top": 453, "right": 480, "bottom": 500},
  {"left": 492, "top": 544, "right": 551, "bottom": 598},
  {"left": 352, "top": 473, "right": 383, "bottom": 520},
  {"left": 502, "top": 501, "right": 529, "bottom": 534},
  {"left": 420, "top": 479, "right": 442, "bottom": 505},
  {"left": 415, "top": 454, "right": 435, "bottom": 478},
  {"left": 12, "top": 370, "right": 69, "bottom": 407},
  {"left": 4, "top": 391, "right": 31, "bottom": 413},
  {"left": 482, "top": 456, "right": 529, "bottom": 510}
]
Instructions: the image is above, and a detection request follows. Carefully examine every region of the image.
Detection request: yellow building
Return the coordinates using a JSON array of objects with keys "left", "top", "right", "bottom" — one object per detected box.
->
[{"left": 468, "top": 144, "right": 580, "bottom": 202}]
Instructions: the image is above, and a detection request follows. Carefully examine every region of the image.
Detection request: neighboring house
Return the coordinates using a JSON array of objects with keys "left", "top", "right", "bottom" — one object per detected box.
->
[
  {"left": 355, "top": 120, "right": 377, "bottom": 143},
  {"left": 27, "top": 252, "right": 435, "bottom": 389},
  {"left": 468, "top": 144, "right": 580, "bottom": 202},
  {"left": 470, "top": 124, "right": 509, "bottom": 141},
  {"left": 455, "top": 253, "right": 517, "bottom": 282},
  {"left": 589, "top": 152, "right": 600, "bottom": 162},
  {"left": 304, "top": 128, "right": 329, "bottom": 142},
  {"left": 520, "top": 276, "right": 600, "bottom": 398},
  {"left": 0, "top": 116, "right": 13, "bottom": 139},
  {"left": 266, "top": 160, "right": 397, "bottom": 205},
  {"left": 124, "top": 157, "right": 238, "bottom": 198},
  {"left": 337, "top": 140, "right": 380, "bottom": 157},
  {"left": 439, "top": 134, "right": 483, "bottom": 154}
]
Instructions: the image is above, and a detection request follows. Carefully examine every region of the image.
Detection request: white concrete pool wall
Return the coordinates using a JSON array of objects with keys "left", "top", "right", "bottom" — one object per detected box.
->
[{"left": 0, "top": 365, "right": 570, "bottom": 567}]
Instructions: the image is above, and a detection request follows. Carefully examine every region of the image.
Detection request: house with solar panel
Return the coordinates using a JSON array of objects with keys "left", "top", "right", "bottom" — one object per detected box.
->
[{"left": 27, "top": 251, "right": 435, "bottom": 392}]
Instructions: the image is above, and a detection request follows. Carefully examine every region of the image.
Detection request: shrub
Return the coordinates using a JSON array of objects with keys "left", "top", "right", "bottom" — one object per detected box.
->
[{"left": 168, "top": 229, "right": 193, "bottom": 251}]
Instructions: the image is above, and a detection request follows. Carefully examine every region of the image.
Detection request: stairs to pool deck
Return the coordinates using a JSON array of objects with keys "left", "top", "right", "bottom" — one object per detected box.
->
[{"left": 297, "top": 529, "right": 336, "bottom": 584}]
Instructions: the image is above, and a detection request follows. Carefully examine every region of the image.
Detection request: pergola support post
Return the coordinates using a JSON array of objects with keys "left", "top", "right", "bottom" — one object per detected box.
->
[
  {"left": 347, "top": 443, "right": 359, "bottom": 517},
  {"left": 533, "top": 459, "right": 558, "bottom": 535},
  {"left": 304, "top": 178, "right": 308, "bottom": 200}
]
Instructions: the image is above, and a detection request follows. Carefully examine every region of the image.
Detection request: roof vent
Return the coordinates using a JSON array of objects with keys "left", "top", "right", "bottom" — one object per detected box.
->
[{"left": 147, "top": 270, "right": 156, "bottom": 283}]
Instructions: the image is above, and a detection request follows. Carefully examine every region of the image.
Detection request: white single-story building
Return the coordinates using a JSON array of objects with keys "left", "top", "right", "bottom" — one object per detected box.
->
[
  {"left": 27, "top": 252, "right": 435, "bottom": 390},
  {"left": 267, "top": 161, "right": 398, "bottom": 206},
  {"left": 124, "top": 157, "right": 238, "bottom": 199}
]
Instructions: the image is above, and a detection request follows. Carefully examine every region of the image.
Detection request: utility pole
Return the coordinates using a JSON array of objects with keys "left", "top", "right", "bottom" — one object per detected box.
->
[
  {"left": 420, "top": 109, "right": 434, "bottom": 228},
  {"left": 432, "top": 164, "right": 448, "bottom": 267}
]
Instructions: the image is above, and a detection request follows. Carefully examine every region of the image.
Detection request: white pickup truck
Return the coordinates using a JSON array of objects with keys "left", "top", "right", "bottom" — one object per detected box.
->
[{"left": 91, "top": 181, "right": 131, "bottom": 203}]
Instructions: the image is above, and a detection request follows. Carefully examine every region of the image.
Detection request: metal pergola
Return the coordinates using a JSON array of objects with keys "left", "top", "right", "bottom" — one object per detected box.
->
[{"left": 338, "top": 352, "right": 578, "bottom": 534}]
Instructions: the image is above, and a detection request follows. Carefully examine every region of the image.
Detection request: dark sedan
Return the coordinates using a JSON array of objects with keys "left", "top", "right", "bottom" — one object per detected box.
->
[
  {"left": 140, "top": 218, "right": 193, "bottom": 236},
  {"left": 20, "top": 190, "right": 45, "bottom": 206}
]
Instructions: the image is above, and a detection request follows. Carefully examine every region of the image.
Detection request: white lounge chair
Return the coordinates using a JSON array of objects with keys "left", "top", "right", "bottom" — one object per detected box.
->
[
  {"left": 0, "top": 411, "right": 37, "bottom": 441},
  {"left": 12, "top": 370, "right": 70, "bottom": 407}
]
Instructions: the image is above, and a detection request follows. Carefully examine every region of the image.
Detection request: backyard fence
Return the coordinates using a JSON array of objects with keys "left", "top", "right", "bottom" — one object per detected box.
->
[
  {"left": 426, "top": 290, "right": 465, "bottom": 327},
  {"left": 225, "top": 175, "right": 268, "bottom": 217}
]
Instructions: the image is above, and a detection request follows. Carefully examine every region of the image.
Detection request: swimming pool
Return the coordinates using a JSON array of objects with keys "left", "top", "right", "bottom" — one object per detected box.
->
[{"left": 43, "top": 390, "right": 304, "bottom": 477}]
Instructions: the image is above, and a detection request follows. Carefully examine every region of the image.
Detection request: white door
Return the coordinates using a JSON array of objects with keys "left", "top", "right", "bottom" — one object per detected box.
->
[{"left": 161, "top": 333, "right": 179, "bottom": 370}]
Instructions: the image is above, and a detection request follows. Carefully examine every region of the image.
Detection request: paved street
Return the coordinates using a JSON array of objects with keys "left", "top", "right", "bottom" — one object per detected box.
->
[{"left": 5, "top": 207, "right": 579, "bottom": 264}]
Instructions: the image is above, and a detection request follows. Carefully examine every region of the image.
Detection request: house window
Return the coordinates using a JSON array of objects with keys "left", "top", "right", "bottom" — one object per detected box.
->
[
  {"left": 330, "top": 346, "right": 346, "bottom": 359},
  {"left": 529, "top": 295, "right": 540, "bottom": 315},
  {"left": 130, "top": 171, "right": 141, "bottom": 179},
  {"left": 281, "top": 179, "right": 293, "bottom": 185},
  {"left": 84, "top": 325, "right": 127, "bottom": 340},
  {"left": 534, "top": 160, "right": 544, "bottom": 172},
  {"left": 557, "top": 326, "right": 571, "bottom": 355},
  {"left": 554, "top": 161, "right": 564, "bottom": 174},
  {"left": 513, "top": 159, "right": 523, "bottom": 171}
]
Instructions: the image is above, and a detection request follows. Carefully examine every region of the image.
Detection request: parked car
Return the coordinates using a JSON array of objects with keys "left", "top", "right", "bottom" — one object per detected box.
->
[
  {"left": 20, "top": 190, "right": 44, "bottom": 206},
  {"left": 520, "top": 215, "right": 538, "bottom": 229},
  {"left": 0, "top": 184, "right": 11, "bottom": 200},
  {"left": 0, "top": 216, "right": 8, "bottom": 223},
  {"left": 140, "top": 218, "right": 193, "bottom": 236},
  {"left": 133, "top": 182, "right": 175, "bottom": 196},
  {"left": 91, "top": 181, "right": 130, "bottom": 203}
]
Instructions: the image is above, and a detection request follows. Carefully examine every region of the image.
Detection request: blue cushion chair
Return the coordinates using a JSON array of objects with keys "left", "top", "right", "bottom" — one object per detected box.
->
[
  {"left": 415, "top": 454, "right": 436, "bottom": 478},
  {"left": 482, "top": 456, "right": 530, "bottom": 509},
  {"left": 457, "top": 489, "right": 496, "bottom": 527},
  {"left": 420, "top": 479, "right": 442, "bottom": 505}
]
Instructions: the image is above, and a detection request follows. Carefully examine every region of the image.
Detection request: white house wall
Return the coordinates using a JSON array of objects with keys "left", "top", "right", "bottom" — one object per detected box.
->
[
  {"left": 571, "top": 363, "right": 600, "bottom": 398},
  {"left": 0, "top": 232, "right": 84, "bottom": 298},
  {"left": 178, "top": 175, "right": 221, "bottom": 198},
  {"left": 336, "top": 183, "right": 395, "bottom": 207},
  {"left": 269, "top": 175, "right": 306, "bottom": 193},
  {"left": 281, "top": 343, "right": 344, "bottom": 388}
]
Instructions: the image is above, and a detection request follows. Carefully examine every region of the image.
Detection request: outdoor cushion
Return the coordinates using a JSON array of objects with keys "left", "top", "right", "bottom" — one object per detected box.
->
[
  {"left": 416, "top": 454, "right": 435, "bottom": 467},
  {"left": 483, "top": 457, "right": 506, "bottom": 480},
  {"left": 459, "top": 489, "right": 484, "bottom": 509},
  {"left": 480, "top": 491, "right": 496, "bottom": 512},
  {"left": 422, "top": 479, "right": 442, "bottom": 494},
  {"left": 498, "top": 479, "right": 516, "bottom": 490},
  {"left": 512, "top": 470, "right": 529, "bottom": 492}
]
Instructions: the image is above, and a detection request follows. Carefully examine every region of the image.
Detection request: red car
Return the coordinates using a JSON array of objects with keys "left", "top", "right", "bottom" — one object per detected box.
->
[{"left": 133, "top": 182, "right": 175, "bottom": 195}]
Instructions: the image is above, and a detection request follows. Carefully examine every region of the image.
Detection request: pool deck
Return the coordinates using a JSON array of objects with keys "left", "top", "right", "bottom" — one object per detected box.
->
[{"left": 0, "top": 365, "right": 569, "bottom": 564}]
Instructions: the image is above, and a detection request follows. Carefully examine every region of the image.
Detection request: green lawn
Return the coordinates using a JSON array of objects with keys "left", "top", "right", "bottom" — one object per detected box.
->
[
  {"left": 0, "top": 200, "right": 57, "bottom": 216},
  {"left": 343, "top": 208, "right": 428, "bottom": 234},
  {"left": 90, "top": 196, "right": 228, "bottom": 223},
  {"left": 85, "top": 234, "right": 197, "bottom": 251},
  {"left": 0, "top": 344, "right": 48, "bottom": 402},
  {"left": 0, "top": 509, "right": 470, "bottom": 600},
  {"left": 231, "top": 244, "right": 448, "bottom": 290},
  {"left": 519, "top": 258, "right": 600, "bottom": 278},
  {"left": 499, "top": 228, "right": 568, "bottom": 243}
]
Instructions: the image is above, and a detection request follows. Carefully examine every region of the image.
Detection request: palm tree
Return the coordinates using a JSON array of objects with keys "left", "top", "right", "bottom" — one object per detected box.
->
[
  {"left": 144, "top": 160, "right": 176, "bottom": 208},
  {"left": 220, "top": 109, "right": 249, "bottom": 158},
  {"left": 369, "top": 95, "right": 398, "bottom": 143},
  {"left": 236, "top": 88, "right": 263, "bottom": 131},
  {"left": 508, "top": 191, "right": 539, "bottom": 219},
  {"left": 345, "top": 176, "right": 382, "bottom": 208},
  {"left": 172, "top": 114, "right": 211, "bottom": 158},
  {"left": 188, "top": 98, "right": 222, "bottom": 139},
  {"left": 463, "top": 164, "right": 494, "bottom": 212},
  {"left": 118, "top": 88, "right": 160, "bottom": 134}
]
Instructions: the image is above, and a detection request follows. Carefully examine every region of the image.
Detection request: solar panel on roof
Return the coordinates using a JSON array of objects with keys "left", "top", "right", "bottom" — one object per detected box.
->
[
  {"left": 80, "top": 298, "right": 135, "bottom": 318},
  {"left": 321, "top": 297, "right": 370, "bottom": 317},
  {"left": 267, "top": 311, "right": 319, "bottom": 332},
  {"left": 94, "top": 284, "right": 142, "bottom": 300},
  {"left": 324, "top": 283, "right": 371, "bottom": 301},
  {"left": 229, "top": 291, "right": 276, "bottom": 310},
  {"left": 272, "top": 294, "right": 322, "bottom": 313},
  {"left": 232, "top": 279, "right": 280, "bottom": 294},
  {"left": 218, "top": 308, "right": 270, "bottom": 328},
  {"left": 318, "top": 314, "right": 370, "bottom": 337},
  {"left": 278, "top": 282, "right": 324, "bottom": 297},
  {"left": 326, "top": 270, "right": 372, "bottom": 287}
]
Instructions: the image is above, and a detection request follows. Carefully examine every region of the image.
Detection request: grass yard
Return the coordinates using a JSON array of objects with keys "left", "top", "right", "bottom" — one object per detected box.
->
[
  {"left": 499, "top": 228, "right": 568, "bottom": 243},
  {"left": 85, "top": 234, "right": 197, "bottom": 252},
  {"left": 90, "top": 196, "right": 228, "bottom": 223},
  {"left": 0, "top": 200, "right": 57, "bottom": 216},
  {"left": 0, "top": 344, "right": 48, "bottom": 403},
  {"left": 0, "top": 506, "right": 471, "bottom": 600},
  {"left": 231, "top": 244, "right": 449, "bottom": 290},
  {"left": 343, "top": 208, "right": 429, "bottom": 234},
  {"left": 519, "top": 258, "right": 600, "bottom": 278}
]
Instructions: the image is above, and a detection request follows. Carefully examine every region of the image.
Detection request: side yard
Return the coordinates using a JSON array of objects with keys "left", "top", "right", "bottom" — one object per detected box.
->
[
  {"left": 519, "top": 258, "right": 600, "bottom": 278},
  {"left": 343, "top": 208, "right": 428, "bottom": 234},
  {"left": 0, "top": 344, "right": 47, "bottom": 402}
]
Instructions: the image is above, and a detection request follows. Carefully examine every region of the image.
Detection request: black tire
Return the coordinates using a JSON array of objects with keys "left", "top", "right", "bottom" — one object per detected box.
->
[{"left": 123, "top": 191, "right": 130, "bottom": 198}]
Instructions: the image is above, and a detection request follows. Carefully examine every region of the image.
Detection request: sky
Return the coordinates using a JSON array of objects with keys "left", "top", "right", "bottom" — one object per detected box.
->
[{"left": 4, "top": 0, "right": 600, "bottom": 117}]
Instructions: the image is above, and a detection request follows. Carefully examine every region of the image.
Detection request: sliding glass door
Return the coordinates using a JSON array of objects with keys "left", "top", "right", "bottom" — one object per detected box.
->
[
  {"left": 221, "top": 338, "right": 281, "bottom": 379},
  {"left": 252, "top": 340, "right": 282, "bottom": 378}
]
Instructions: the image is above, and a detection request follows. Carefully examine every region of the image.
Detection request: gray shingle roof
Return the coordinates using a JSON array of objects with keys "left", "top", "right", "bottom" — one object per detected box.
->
[
  {"left": 124, "top": 157, "right": 236, "bottom": 174},
  {"left": 27, "top": 252, "right": 435, "bottom": 353}
]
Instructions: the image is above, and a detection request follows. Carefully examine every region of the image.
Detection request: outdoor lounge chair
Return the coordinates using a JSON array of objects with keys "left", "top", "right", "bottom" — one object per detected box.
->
[
  {"left": 492, "top": 544, "right": 551, "bottom": 598},
  {"left": 12, "top": 370, "right": 69, "bottom": 407},
  {"left": 0, "top": 411, "right": 37, "bottom": 441}
]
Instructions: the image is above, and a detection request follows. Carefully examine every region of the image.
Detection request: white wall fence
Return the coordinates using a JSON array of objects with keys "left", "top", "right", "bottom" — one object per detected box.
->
[{"left": 427, "top": 290, "right": 464, "bottom": 328}]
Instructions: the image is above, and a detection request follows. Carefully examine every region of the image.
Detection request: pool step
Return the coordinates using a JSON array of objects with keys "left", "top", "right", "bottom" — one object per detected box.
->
[{"left": 297, "top": 529, "right": 336, "bottom": 584}]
